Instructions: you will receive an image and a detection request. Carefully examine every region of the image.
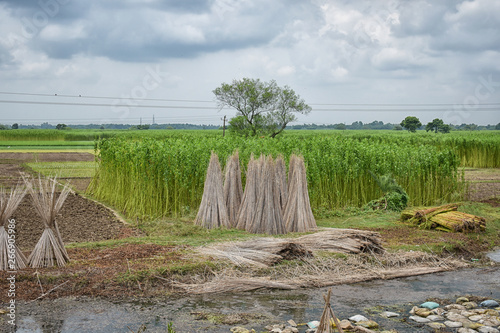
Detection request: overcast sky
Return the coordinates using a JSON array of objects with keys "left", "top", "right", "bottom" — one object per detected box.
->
[{"left": 1, "top": 0, "right": 499, "bottom": 126}]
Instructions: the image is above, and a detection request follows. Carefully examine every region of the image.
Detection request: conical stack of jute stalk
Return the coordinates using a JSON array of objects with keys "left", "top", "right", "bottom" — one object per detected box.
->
[
  {"left": 223, "top": 151, "right": 243, "bottom": 227},
  {"left": 275, "top": 155, "right": 288, "bottom": 212},
  {"left": 317, "top": 288, "right": 344, "bottom": 333},
  {"left": 235, "top": 154, "right": 260, "bottom": 230},
  {"left": 245, "top": 155, "right": 287, "bottom": 235},
  {"left": 25, "top": 176, "right": 71, "bottom": 268},
  {"left": 195, "top": 152, "right": 230, "bottom": 229},
  {"left": 0, "top": 184, "right": 28, "bottom": 271},
  {"left": 283, "top": 154, "right": 317, "bottom": 232}
]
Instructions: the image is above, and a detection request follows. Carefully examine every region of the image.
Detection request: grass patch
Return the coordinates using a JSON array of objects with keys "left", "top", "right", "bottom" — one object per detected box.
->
[{"left": 27, "top": 161, "right": 97, "bottom": 178}]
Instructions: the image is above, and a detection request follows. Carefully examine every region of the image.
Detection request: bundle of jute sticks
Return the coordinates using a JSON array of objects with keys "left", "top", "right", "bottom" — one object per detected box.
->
[{"left": 195, "top": 152, "right": 316, "bottom": 235}]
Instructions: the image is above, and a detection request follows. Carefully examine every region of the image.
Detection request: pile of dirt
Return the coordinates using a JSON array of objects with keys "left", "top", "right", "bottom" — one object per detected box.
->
[{"left": 12, "top": 193, "right": 136, "bottom": 251}]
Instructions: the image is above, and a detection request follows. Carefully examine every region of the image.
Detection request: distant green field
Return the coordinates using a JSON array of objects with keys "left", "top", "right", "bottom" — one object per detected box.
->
[
  {"left": 27, "top": 161, "right": 97, "bottom": 178},
  {"left": 0, "top": 140, "right": 94, "bottom": 150}
]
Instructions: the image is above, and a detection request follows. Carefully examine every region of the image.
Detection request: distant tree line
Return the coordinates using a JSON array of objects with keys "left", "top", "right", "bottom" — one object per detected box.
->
[{"left": 0, "top": 121, "right": 499, "bottom": 131}]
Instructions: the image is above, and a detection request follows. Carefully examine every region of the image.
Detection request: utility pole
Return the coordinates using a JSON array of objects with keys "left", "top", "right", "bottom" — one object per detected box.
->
[{"left": 222, "top": 115, "right": 226, "bottom": 137}]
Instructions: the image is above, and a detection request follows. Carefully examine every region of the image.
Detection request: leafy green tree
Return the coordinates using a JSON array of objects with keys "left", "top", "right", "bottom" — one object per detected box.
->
[
  {"left": 213, "top": 78, "right": 311, "bottom": 138},
  {"left": 496, "top": 123, "right": 500, "bottom": 130},
  {"left": 334, "top": 123, "right": 346, "bottom": 130},
  {"left": 400, "top": 116, "right": 422, "bottom": 132},
  {"left": 426, "top": 118, "right": 444, "bottom": 133},
  {"left": 11, "top": 123, "right": 18, "bottom": 129},
  {"left": 56, "top": 123, "right": 67, "bottom": 130}
]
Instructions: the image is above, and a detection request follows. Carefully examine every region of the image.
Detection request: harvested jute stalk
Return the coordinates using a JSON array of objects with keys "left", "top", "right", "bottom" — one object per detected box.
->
[
  {"left": 0, "top": 184, "right": 28, "bottom": 270},
  {"left": 235, "top": 155, "right": 261, "bottom": 230},
  {"left": 283, "top": 154, "right": 316, "bottom": 232},
  {"left": 195, "top": 152, "right": 230, "bottom": 229},
  {"left": 223, "top": 151, "right": 243, "bottom": 227},
  {"left": 275, "top": 155, "right": 288, "bottom": 212},
  {"left": 317, "top": 288, "right": 344, "bottom": 333},
  {"left": 25, "top": 176, "right": 71, "bottom": 268},
  {"left": 246, "top": 155, "right": 286, "bottom": 235}
]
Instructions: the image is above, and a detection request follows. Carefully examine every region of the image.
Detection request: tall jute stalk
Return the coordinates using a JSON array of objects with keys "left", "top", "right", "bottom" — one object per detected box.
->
[
  {"left": 25, "top": 176, "right": 71, "bottom": 268},
  {"left": 235, "top": 154, "right": 261, "bottom": 230},
  {"left": 0, "top": 184, "right": 27, "bottom": 270},
  {"left": 195, "top": 152, "right": 230, "bottom": 229},
  {"left": 283, "top": 154, "right": 317, "bottom": 232},
  {"left": 223, "top": 151, "right": 243, "bottom": 227},
  {"left": 275, "top": 155, "right": 288, "bottom": 212},
  {"left": 246, "top": 155, "right": 287, "bottom": 235}
]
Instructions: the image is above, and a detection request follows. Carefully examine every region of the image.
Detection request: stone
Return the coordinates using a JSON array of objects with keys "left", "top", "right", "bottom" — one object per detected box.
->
[
  {"left": 478, "top": 327, "right": 500, "bottom": 333},
  {"left": 457, "top": 297, "right": 470, "bottom": 304},
  {"left": 415, "top": 308, "right": 432, "bottom": 317},
  {"left": 469, "top": 315, "right": 483, "bottom": 321},
  {"left": 409, "top": 315, "right": 431, "bottom": 323},
  {"left": 349, "top": 315, "right": 369, "bottom": 322},
  {"left": 283, "top": 327, "right": 299, "bottom": 333},
  {"left": 427, "top": 315, "right": 445, "bottom": 321},
  {"left": 287, "top": 320, "right": 297, "bottom": 327},
  {"left": 447, "top": 312, "right": 467, "bottom": 322},
  {"left": 271, "top": 329, "right": 282, "bottom": 333},
  {"left": 427, "top": 322, "right": 446, "bottom": 329},
  {"left": 353, "top": 326, "right": 376, "bottom": 333},
  {"left": 481, "top": 300, "right": 500, "bottom": 308},
  {"left": 339, "top": 319, "right": 354, "bottom": 330},
  {"left": 464, "top": 302, "right": 479, "bottom": 310},
  {"left": 266, "top": 324, "right": 285, "bottom": 331},
  {"left": 231, "top": 327, "right": 254, "bottom": 333},
  {"left": 444, "top": 320, "right": 463, "bottom": 328},
  {"left": 463, "top": 322, "right": 483, "bottom": 330},
  {"left": 380, "top": 311, "right": 399, "bottom": 318},
  {"left": 458, "top": 328, "right": 479, "bottom": 333},
  {"left": 357, "top": 320, "right": 379, "bottom": 329},
  {"left": 446, "top": 304, "right": 467, "bottom": 311},
  {"left": 432, "top": 308, "right": 447, "bottom": 316},
  {"left": 421, "top": 301, "right": 440, "bottom": 309}
]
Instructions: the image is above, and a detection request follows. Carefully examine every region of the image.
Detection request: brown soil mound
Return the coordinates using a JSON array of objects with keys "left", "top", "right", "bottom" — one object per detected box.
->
[{"left": 11, "top": 193, "right": 135, "bottom": 251}]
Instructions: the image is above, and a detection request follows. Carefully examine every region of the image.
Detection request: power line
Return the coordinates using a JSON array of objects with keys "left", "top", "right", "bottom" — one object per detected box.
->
[
  {"left": 0, "top": 91, "right": 499, "bottom": 107},
  {"left": 0, "top": 91, "right": 213, "bottom": 103},
  {"left": 0, "top": 99, "right": 498, "bottom": 112}
]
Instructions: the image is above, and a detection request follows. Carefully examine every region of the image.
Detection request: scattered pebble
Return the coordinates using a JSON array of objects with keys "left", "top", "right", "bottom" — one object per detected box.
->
[
  {"left": 349, "top": 314, "right": 369, "bottom": 322},
  {"left": 380, "top": 311, "right": 399, "bottom": 318}
]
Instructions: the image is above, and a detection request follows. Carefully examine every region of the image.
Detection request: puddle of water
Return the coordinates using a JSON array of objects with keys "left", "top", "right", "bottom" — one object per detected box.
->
[
  {"left": 10, "top": 267, "right": 500, "bottom": 333},
  {"left": 487, "top": 249, "right": 500, "bottom": 262}
]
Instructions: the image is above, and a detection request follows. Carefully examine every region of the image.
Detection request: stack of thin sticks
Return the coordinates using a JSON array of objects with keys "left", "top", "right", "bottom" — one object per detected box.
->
[
  {"left": 223, "top": 151, "right": 243, "bottom": 227},
  {"left": 197, "top": 152, "right": 317, "bottom": 235},
  {"left": 195, "top": 152, "right": 230, "bottom": 229},
  {"left": 0, "top": 184, "right": 27, "bottom": 270},
  {"left": 25, "top": 176, "right": 71, "bottom": 268},
  {"left": 283, "top": 154, "right": 316, "bottom": 232}
]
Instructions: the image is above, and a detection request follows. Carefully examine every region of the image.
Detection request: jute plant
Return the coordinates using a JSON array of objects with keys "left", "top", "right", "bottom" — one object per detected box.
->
[
  {"left": 0, "top": 184, "right": 27, "bottom": 270},
  {"left": 195, "top": 152, "right": 230, "bottom": 229},
  {"left": 283, "top": 154, "right": 317, "bottom": 232},
  {"left": 25, "top": 176, "right": 71, "bottom": 268},
  {"left": 223, "top": 151, "right": 243, "bottom": 227}
]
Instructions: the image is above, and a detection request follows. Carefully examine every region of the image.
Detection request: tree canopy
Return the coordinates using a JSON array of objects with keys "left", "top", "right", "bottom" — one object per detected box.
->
[
  {"left": 426, "top": 118, "right": 451, "bottom": 133},
  {"left": 213, "top": 78, "right": 311, "bottom": 138},
  {"left": 400, "top": 116, "right": 422, "bottom": 132}
]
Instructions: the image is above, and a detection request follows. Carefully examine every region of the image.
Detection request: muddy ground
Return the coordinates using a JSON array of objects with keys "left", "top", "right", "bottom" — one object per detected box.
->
[{"left": 0, "top": 152, "right": 499, "bottom": 303}]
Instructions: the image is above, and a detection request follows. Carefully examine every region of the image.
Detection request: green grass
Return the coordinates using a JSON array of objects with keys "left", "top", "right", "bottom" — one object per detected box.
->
[{"left": 27, "top": 161, "right": 97, "bottom": 178}]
